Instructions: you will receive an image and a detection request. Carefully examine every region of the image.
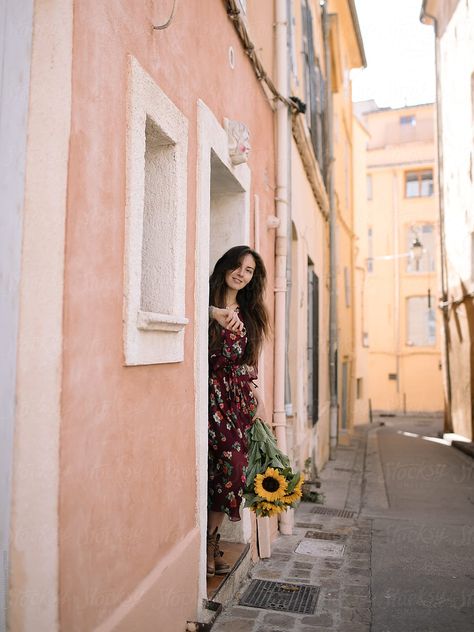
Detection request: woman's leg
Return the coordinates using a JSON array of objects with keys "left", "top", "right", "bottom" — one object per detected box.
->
[
  {"left": 207, "top": 510, "right": 230, "bottom": 576},
  {"left": 207, "top": 510, "right": 225, "bottom": 534}
]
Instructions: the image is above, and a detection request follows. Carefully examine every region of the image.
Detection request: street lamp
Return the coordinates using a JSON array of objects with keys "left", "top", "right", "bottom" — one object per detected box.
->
[
  {"left": 367, "top": 238, "right": 424, "bottom": 265},
  {"left": 411, "top": 237, "right": 423, "bottom": 271}
]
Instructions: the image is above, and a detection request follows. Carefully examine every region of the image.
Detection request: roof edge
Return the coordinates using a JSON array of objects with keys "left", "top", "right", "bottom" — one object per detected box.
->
[
  {"left": 353, "top": 101, "right": 435, "bottom": 115},
  {"left": 348, "top": 0, "right": 367, "bottom": 68},
  {"left": 420, "top": 0, "right": 435, "bottom": 25}
]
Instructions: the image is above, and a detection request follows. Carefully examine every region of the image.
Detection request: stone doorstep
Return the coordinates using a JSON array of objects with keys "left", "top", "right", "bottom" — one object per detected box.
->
[{"left": 211, "top": 543, "right": 252, "bottom": 611}]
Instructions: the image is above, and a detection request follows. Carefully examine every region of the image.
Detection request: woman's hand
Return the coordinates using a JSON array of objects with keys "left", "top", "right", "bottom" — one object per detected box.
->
[
  {"left": 210, "top": 306, "right": 245, "bottom": 334},
  {"left": 250, "top": 382, "right": 271, "bottom": 427},
  {"left": 251, "top": 389, "right": 266, "bottom": 420},
  {"left": 255, "top": 400, "right": 268, "bottom": 423}
]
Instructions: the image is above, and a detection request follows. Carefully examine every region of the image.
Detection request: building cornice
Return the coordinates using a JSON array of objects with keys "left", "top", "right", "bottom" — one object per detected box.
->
[
  {"left": 366, "top": 159, "right": 435, "bottom": 169},
  {"left": 347, "top": 0, "right": 367, "bottom": 68},
  {"left": 291, "top": 113, "right": 329, "bottom": 220}
]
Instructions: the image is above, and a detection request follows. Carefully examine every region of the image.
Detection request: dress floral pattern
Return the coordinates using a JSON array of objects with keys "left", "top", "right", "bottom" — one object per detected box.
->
[{"left": 208, "top": 322, "right": 257, "bottom": 521}]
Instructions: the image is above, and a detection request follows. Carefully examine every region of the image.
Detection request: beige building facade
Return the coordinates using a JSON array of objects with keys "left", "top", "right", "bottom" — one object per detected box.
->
[
  {"left": 421, "top": 0, "right": 474, "bottom": 440},
  {"left": 354, "top": 102, "right": 444, "bottom": 413}
]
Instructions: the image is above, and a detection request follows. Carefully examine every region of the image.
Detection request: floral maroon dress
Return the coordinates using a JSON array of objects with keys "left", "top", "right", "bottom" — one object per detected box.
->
[{"left": 208, "top": 321, "right": 258, "bottom": 521}]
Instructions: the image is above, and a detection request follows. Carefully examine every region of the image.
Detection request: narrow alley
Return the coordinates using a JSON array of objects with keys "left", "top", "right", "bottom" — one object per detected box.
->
[
  {"left": 2, "top": 1, "right": 474, "bottom": 630},
  {"left": 212, "top": 416, "right": 474, "bottom": 631}
]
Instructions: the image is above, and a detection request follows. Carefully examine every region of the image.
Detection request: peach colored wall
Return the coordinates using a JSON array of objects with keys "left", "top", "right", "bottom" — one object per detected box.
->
[{"left": 60, "top": 2, "right": 276, "bottom": 630}]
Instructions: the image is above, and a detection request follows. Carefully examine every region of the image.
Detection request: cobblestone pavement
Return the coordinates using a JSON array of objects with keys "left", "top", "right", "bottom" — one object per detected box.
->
[
  {"left": 212, "top": 428, "right": 371, "bottom": 632},
  {"left": 211, "top": 414, "right": 474, "bottom": 631}
]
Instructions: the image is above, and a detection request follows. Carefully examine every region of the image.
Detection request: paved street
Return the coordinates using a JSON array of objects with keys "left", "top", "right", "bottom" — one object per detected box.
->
[
  {"left": 368, "top": 416, "right": 474, "bottom": 632},
  {"left": 212, "top": 415, "right": 474, "bottom": 631}
]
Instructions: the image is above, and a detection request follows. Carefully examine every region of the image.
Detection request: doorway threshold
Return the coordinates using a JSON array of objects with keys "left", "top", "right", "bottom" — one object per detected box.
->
[{"left": 207, "top": 541, "right": 250, "bottom": 601}]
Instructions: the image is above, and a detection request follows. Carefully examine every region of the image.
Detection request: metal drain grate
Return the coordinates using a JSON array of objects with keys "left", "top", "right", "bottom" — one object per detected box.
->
[
  {"left": 296, "top": 522, "right": 323, "bottom": 529},
  {"left": 304, "top": 530, "right": 345, "bottom": 541},
  {"left": 239, "top": 579, "right": 320, "bottom": 614},
  {"left": 311, "top": 506, "right": 355, "bottom": 519},
  {"left": 334, "top": 467, "right": 352, "bottom": 472}
]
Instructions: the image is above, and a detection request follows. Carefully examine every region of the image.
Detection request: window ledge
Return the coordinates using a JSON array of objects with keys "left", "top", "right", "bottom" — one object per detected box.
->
[{"left": 137, "top": 310, "right": 189, "bottom": 332}]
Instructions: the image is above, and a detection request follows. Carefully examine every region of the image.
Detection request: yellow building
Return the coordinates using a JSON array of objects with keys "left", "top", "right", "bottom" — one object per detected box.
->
[
  {"left": 285, "top": 0, "right": 365, "bottom": 474},
  {"left": 354, "top": 102, "right": 443, "bottom": 413},
  {"left": 330, "top": 0, "right": 366, "bottom": 443},
  {"left": 352, "top": 113, "right": 370, "bottom": 424}
]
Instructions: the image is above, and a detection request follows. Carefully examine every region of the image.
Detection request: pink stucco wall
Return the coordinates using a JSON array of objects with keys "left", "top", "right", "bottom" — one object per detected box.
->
[{"left": 60, "top": 1, "right": 276, "bottom": 630}]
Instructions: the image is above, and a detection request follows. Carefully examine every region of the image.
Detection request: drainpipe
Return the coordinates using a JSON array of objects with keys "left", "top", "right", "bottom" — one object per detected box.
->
[
  {"left": 322, "top": 1, "right": 338, "bottom": 458},
  {"left": 274, "top": 0, "right": 292, "bottom": 535},
  {"left": 420, "top": 4, "right": 453, "bottom": 431}
]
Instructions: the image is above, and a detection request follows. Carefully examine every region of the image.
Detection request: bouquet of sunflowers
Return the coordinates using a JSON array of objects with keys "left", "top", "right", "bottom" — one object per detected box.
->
[{"left": 243, "top": 417, "right": 304, "bottom": 518}]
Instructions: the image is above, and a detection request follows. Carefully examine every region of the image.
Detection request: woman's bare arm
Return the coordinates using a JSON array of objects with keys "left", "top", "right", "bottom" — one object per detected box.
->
[{"left": 209, "top": 306, "right": 245, "bottom": 334}]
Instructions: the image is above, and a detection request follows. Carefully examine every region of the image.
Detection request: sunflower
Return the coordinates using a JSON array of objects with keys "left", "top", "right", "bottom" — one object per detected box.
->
[
  {"left": 254, "top": 467, "right": 288, "bottom": 501},
  {"left": 255, "top": 501, "right": 284, "bottom": 517},
  {"left": 281, "top": 487, "right": 303, "bottom": 504},
  {"left": 281, "top": 473, "right": 305, "bottom": 504},
  {"left": 295, "top": 473, "right": 305, "bottom": 489}
]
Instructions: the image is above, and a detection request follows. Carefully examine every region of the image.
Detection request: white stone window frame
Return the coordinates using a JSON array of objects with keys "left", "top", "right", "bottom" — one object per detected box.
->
[{"left": 124, "top": 57, "right": 188, "bottom": 365}]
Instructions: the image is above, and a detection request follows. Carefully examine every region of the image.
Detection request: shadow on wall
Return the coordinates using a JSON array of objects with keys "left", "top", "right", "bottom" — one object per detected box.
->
[{"left": 449, "top": 280, "right": 474, "bottom": 438}]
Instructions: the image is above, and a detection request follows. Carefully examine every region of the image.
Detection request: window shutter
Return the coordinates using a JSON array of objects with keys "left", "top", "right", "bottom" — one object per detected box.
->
[{"left": 302, "top": 1, "right": 325, "bottom": 174}]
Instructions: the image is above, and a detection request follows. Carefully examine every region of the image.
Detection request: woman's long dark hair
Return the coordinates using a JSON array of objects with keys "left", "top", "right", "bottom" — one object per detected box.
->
[{"left": 209, "top": 245, "right": 270, "bottom": 367}]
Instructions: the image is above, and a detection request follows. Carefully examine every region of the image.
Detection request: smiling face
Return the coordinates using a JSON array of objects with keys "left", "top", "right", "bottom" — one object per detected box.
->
[{"left": 225, "top": 253, "right": 256, "bottom": 292}]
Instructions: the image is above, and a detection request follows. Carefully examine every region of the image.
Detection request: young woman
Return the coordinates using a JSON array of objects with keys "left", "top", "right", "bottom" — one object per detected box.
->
[{"left": 207, "top": 245, "right": 269, "bottom": 577}]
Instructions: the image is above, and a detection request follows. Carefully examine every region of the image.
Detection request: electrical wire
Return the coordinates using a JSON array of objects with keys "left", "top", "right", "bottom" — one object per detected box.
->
[
  {"left": 153, "top": 0, "right": 177, "bottom": 30},
  {"left": 224, "top": 0, "right": 299, "bottom": 113}
]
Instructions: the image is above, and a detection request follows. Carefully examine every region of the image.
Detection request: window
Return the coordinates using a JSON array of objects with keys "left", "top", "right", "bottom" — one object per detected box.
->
[
  {"left": 406, "top": 225, "right": 435, "bottom": 273},
  {"left": 344, "top": 141, "right": 350, "bottom": 210},
  {"left": 471, "top": 232, "right": 474, "bottom": 281},
  {"left": 344, "top": 266, "right": 351, "bottom": 307},
  {"left": 400, "top": 114, "right": 416, "bottom": 126},
  {"left": 124, "top": 57, "right": 188, "bottom": 365},
  {"left": 367, "top": 227, "right": 373, "bottom": 273},
  {"left": 405, "top": 170, "right": 434, "bottom": 197},
  {"left": 356, "top": 378, "right": 363, "bottom": 399},
  {"left": 289, "top": 4, "right": 298, "bottom": 87},
  {"left": 471, "top": 72, "right": 474, "bottom": 181},
  {"left": 307, "top": 266, "right": 319, "bottom": 425},
  {"left": 471, "top": 71, "right": 474, "bottom": 126},
  {"left": 341, "top": 362, "right": 349, "bottom": 429},
  {"left": 302, "top": 0, "right": 326, "bottom": 176},
  {"left": 407, "top": 297, "right": 436, "bottom": 347},
  {"left": 141, "top": 117, "right": 176, "bottom": 315},
  {"left": 367, "top": 174, "right": 373, "bottom": 200}
]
